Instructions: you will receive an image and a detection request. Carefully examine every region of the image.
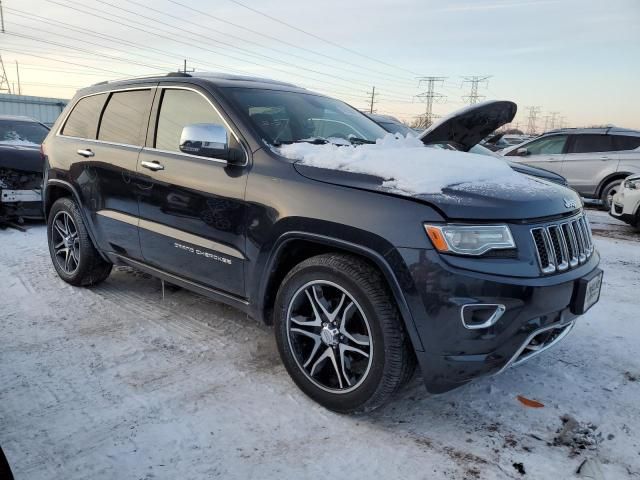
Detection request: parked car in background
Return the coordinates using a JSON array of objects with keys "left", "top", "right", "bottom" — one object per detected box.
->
[
  {"left": 502, "top": 127, "right": 640, "bottom": 210},
  {"left": 414, "top": 102, "right": 569, "bottom": 186},
  {"left": 610, "top": 174, "right": 640, "bottom": 230},
  {"left": 0, "top": 115, "right": 49, "bottom": 224},
  {"left": 483, "top": 133, "right": 533, "bottom": 151},
  {"left": 364, "top": 112, "right": 420, "bottom": 137}
]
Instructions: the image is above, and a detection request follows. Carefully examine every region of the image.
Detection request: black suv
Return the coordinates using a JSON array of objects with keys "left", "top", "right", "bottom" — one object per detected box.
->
[{"left": 42, "top": 73, "right": 602, "bottom": 413}]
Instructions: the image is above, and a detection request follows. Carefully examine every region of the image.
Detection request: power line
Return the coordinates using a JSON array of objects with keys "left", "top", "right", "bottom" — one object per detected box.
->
[
  {"left": 461, "top": 75, "right": 491, "bottom": 105},
  {"left": 415, "top": 76, "right": 447, "bottom": 129},
  {"left": 39, "top": 0, "right": 415, "bottom": 101},
  {"left": 225, "top": 0, "right": 420, "bottom": 76}
]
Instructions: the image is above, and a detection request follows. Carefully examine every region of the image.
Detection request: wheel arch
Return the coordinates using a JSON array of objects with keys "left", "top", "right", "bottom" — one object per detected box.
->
[
  {"left": 256, "top": 232, "right": 424, "bottom": 352},
  {"left": 596, "top": 172, "right": 633, "bottom": 198},
  {"left": 44, "top": 179, "right": 109, "bottom": 262}
]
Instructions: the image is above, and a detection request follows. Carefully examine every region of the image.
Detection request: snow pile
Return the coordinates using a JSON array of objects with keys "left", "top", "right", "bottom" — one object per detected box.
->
[{"left": 278, "top": 134, "right": 528, "bottom": 194}]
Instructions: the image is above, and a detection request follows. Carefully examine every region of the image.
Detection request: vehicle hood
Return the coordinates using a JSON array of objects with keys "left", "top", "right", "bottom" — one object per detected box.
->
[
  {"left": 294, "top": 163, "right": 581, "bottom": 220},
  {"left": 419, "top": 100, "right": 517, "bottom": 151},
  {"left": 506, "top": 161, "right": 567, "bottom": 185},
  {"left": 0, "top": 143, "right": 43, "bottom": 173}
]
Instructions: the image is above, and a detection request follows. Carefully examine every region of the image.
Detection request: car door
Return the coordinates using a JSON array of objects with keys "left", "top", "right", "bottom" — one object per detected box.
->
[
  {"left": 53, "top": 87, "right": 155, "bottom": 260},
  {"left": 136, "top": 85, "right": 249, "bottom": 297},
  {"left": 561, "top": 134, "right": 619, "bottom": 197},
  {"left": 505, "top": 134, "right": 568, "bottom": 175}
]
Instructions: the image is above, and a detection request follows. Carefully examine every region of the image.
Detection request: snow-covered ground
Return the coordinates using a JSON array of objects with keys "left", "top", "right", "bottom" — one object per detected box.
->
[{"left": 1, "top": 210, "right": 639, "bottom": 480}]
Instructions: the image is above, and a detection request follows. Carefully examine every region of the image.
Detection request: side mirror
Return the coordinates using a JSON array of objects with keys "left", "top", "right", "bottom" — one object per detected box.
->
[
  {"left": 516, "top": 147, "right": 529, "bottom": 156},
  {"left": 179, "top": 123, "right": 228, "bottom": 160}
]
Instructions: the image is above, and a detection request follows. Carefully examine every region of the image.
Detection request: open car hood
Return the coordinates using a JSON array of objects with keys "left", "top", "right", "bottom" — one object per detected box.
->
[{"left": 419, "top": 100, "right": 517, "bottom": 151}]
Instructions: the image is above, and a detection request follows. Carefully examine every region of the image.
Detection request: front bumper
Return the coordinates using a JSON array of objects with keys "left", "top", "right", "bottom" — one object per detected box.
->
[
  {"left": 392, "top": 247, "right": 601, "bottom": 393},
  {"left": 610, "top": 187, "right": 640, "bottom": 226}
]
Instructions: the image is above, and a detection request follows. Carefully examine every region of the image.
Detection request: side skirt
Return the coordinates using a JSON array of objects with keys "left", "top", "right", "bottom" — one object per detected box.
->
[{"left": 108, "top": 253, "right": 252, "bottom": 315}]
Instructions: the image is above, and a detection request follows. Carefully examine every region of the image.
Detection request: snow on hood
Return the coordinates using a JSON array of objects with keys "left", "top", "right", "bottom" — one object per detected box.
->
[
  {"left": 0, "top": 139, "right": 40, "bottom": 147},
  {"left": 278, "top": 134, "right": 529, "bottom": 195}
]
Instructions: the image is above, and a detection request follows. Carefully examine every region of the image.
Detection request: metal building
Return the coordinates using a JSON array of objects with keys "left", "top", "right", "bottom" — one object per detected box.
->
[{"left": 0, "top": 93, "right": 68, "bottom": 126}]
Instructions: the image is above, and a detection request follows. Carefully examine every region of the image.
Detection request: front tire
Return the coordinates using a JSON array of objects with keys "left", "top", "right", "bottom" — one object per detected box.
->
[
  {"left": 600, "top": 179, "right": 621, "bottom": 211},
  {"left": 47, "top": 197, "right": 112, "bottom": 286},
  {"left": 274, "top": 253, "right": 415, "bottom": 413}
]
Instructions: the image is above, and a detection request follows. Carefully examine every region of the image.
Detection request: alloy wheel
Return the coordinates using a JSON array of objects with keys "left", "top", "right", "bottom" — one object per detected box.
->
[
  {"left": 51, "top": 211, "right": 80, "bottom": 274},
  {"left": 286, "top": 280, "right": 373, "bottom": 393}
]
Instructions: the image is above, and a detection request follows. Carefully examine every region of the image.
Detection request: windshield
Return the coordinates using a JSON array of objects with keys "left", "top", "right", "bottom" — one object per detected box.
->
[
  {"left": 378, "top": 121, "right": 416, "bottom": 137},
  {"left": 0, "top": 120, "right": 49, "bottom": 145},
  {"left": 225, "top": 88, "right": 387, "bottom": 145}
]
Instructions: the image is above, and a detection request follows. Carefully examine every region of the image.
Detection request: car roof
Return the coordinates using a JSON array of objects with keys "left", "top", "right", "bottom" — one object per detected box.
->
[
  {"left": 543, "top": 126, "right": 640, "bottom": 137},
  {"left": 82, "top": 71, "right": 309, "bottom": 95},
  {"left": 0, "top": 114, "right": 40, "bottom": 122}
]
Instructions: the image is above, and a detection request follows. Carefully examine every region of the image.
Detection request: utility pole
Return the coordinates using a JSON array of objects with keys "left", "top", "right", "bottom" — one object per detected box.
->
[
  {"left": 415, "top": 76, "right": 447, "bottom": 129},
  {"left": 0, "top": 0, "right": 5, "bottom": 33},
  {"left": 0, "top": 54, "right": 12, "bottom": 94},
  {"left": 548, "top": 111, "right": 560, "bottom": 130},
  {"left": 15, "top": 60, "right": 21, "bottom": 95},
  {"left": 366, "top": 86, "right": 377, "bottom": 114},
  {"left": 461, "top": 75, "right": 491, "bottom": 105},
  {"left": 525, "top": 106, "right": 541, "bottom": 135}
]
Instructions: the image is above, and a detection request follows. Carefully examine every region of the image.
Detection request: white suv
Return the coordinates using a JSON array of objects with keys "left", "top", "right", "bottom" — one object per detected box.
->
[
  {"left": 502, "top": 127, "right": 640, "bottom": 210},
  {"left": 610, "top": 174, "right": 640, "bottom": 230}
]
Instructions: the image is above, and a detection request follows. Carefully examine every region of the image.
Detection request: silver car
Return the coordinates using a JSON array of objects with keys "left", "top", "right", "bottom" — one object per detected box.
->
[{"left": 501, "top": 127, "right": 640, "bottom": 209}]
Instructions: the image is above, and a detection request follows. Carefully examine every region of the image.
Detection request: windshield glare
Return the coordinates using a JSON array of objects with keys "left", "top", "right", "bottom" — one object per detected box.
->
[
  {"left": 0, "top": 120, "right": 49, "bottom": 145},
  {"left": 226, "top": 88, "right": 387, "bottom": 145}
]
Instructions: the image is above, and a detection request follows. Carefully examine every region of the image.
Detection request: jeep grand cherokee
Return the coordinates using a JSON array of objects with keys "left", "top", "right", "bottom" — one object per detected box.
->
[{"left": 42, "top": 73, "right": 602, "bottom": 413}]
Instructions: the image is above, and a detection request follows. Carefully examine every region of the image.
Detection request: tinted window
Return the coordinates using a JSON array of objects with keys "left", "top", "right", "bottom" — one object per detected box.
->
[
  {"left": 517, "top": 135, "right": 568, "bottom": 155},
  {"left": 0, "top": 120, "right": 49, "bottom": 145},
  {"left": 155, "top": 89, "right": 228, "bottom": 154},
  {"left": 98, "top": 90, "right": 150, "bottom": 145},
  {"left": 613, "top": 135, "right": 640, "bottom": 151},
  {"left": 570, "top": 134, "right": 614, "bottom": 153},
  {"left": 61, "top": 93, "right": 108, "bottom": 139}
]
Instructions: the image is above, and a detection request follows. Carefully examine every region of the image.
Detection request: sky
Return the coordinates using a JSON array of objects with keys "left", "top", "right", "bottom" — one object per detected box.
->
[{"left": 0, "top": 0, "right": 639, "bottom": 130}]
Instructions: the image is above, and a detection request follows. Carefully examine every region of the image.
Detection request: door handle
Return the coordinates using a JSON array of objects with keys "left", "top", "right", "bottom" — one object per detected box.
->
[
  {"left": 141, "top": 160, "right": 165, "bottom": 171},
  {"left": 77, "top": 149, "right": 95, "bottom": 158},
  {"left": 600, "top": 156, "right": 610, "bottom": 160}
]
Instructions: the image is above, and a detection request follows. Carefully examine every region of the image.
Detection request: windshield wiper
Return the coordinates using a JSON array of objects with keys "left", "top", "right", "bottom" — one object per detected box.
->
[
  {"left": 272, "top": 137, "right": 328, "bottom": 147},
  {"left": 348, "top": 136, "right": 376, "bottom": 145}
]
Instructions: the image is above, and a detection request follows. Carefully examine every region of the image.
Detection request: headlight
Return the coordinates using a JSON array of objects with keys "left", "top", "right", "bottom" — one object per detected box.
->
[
  {"left": 424, "top": 224, "right": 515, "bottom": 255},
  {"left": 624, "top": 178, "right": 640, "bottom": 190}
]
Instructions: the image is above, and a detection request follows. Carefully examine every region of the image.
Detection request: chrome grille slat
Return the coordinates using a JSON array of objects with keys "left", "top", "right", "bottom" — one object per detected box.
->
[{"left": 531, "top": 213, "right": 594, "bottom": 274}]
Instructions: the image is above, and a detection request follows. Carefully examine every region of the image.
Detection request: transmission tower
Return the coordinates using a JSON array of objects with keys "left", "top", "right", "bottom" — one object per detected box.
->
[
  {"left": 461, "top": 75, "right": 491, "bottom": 105},
  {"left": 366, "top": 86, "right": 378, "bottom": 114},
  {"left": 548, "top": 111, "right": 560, "bottom": 130},
  {"left": 525, "top": 106, "right": 541, "bottom": 135},
  {"left": 0, "top": 54, "right": 12, "bottom": 94},
  {"left": 415, "top": 76, "right": 447, "bottom": 129}
]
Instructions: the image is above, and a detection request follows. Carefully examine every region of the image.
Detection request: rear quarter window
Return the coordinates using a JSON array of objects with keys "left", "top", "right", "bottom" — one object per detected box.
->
[
  {"left": 613, "top": 135, "right": 640, "bottom": 151},
  {"left": 61, "top": 93, "right": 108, "bottom": 139}
]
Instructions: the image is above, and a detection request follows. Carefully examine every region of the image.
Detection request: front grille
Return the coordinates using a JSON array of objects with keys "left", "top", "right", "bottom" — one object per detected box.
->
[{"left": 530, "top": 213, "right": 594, "bottom": 274}]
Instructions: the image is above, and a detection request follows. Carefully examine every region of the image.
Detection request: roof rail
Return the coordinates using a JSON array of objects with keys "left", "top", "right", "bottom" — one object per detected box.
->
[{"left": 90, "top": 72, "right": 191, "bottom": 87}]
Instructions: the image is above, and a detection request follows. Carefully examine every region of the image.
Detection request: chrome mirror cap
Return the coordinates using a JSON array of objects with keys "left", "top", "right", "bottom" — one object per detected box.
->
[{"left": 179, "top": 123, "right": 228, "bottom": 159}]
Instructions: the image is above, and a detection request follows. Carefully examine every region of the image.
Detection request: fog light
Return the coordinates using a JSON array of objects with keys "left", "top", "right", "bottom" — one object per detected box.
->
[{"left": 461, "top": 304, "right": 506, "bottom": 329}]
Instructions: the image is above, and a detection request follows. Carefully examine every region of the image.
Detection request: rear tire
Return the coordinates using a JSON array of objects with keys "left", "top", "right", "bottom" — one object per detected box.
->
[
  {"left": 274, "top": 253, "right": 415, "bottom": 414},
  {"left": 47, "top": 197, "right": 112, "bottom": 286},
  {"left": 600, "top": 179, "right": 621, "bottom": 211}
]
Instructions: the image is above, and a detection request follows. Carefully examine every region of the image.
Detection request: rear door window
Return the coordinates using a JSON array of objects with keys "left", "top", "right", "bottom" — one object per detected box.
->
[
  {"left": 61, "top": 93, "right": 108, "bottom": 139},
  {"left": 98, "top": 90, "right": 151, "bottom": 146},
  {"left": 613, "top": 135, "right": 640, "bottom": 151},
  {"left": 569, "top": 134, "right": 615, "bottom": 153}
]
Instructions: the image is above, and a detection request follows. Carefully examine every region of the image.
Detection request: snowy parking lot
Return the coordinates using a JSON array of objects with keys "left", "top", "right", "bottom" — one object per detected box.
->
[{"left": 1, "top": 209, "right": 639, "bottom": 480}]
